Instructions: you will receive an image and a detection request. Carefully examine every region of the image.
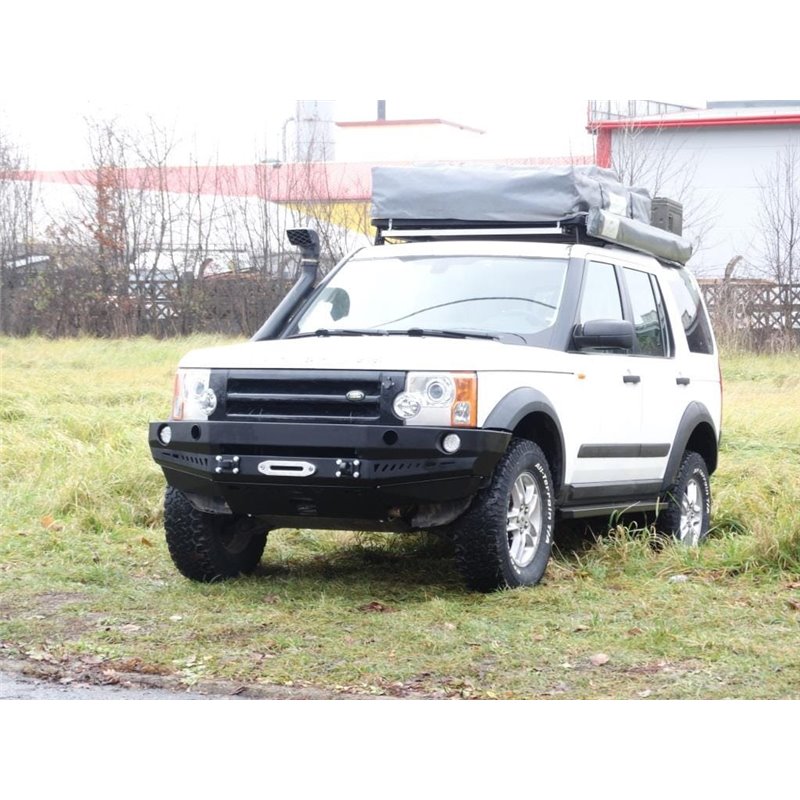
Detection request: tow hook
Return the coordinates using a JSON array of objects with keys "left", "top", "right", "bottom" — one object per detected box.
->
[
  {"left": 215, "top": 455, "right": 240, "bottom": 474},
  {"left": 335, "top": 458, "right": 361, "bottom": 479}
]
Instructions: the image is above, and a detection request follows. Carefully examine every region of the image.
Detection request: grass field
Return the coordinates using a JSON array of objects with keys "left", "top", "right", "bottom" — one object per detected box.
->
[{"left": 1, "top": 336, "right": 799, "bottom": 698}]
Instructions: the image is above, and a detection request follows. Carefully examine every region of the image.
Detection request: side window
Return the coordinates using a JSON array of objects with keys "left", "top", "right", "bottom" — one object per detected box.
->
[
  {"left": 662, "top": 267, "right": 715, "bottom": 354},
  {"left": 649, "top": 273, "right": 673, "bottom": 357},
  {"left": 623, "top": 267, "right": 667, "bottom": 357},
  {"left": 579, "top": 261, "right": 624, "bottom": 323}
]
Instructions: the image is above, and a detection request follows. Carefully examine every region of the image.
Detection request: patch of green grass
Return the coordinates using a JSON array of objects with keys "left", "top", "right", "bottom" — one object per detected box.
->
[{"left": 1, "top": 337, "right": 799, "bottom": 698}]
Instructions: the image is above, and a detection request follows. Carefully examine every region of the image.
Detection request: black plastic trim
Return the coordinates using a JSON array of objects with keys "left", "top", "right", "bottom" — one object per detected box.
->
[
  {"left": 578, "top": 443, "right": 670, "bottom": 458},
  {"left": 661, "top": 402, "right": 718, "bottom": 487},
  {"left": 482, "top": 387, "right": 566, "bottom": 489},
  {"left": 483, "top": 387, "right": 564, "bottom": 434}
]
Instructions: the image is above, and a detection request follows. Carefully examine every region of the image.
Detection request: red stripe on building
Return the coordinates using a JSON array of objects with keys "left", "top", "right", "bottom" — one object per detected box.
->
[
  {"left": 27, "top": 157, "right": 593, "bottom": 201},
  {"left": 589, "top": 114, "right": 800, "bottom": 131}
]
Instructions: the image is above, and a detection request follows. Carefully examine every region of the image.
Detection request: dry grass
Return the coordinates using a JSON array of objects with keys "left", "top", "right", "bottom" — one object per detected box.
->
[{"left": 1, "top": 337, "right": 799, "bottom": 698}]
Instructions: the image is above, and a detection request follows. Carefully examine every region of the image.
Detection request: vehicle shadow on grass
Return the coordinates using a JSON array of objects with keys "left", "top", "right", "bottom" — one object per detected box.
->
[
  {"left": 244, "top": 517, "right": 669, "bottom": 596},
  {"left": 251, "top": 530, "right": 466, "bottom": 593}
]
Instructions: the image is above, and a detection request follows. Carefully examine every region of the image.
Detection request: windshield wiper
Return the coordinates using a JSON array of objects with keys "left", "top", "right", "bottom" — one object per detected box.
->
[
  {"left": 287, "top": 327, "right": 499, "bottom": 341},
  {"left": 391, "top": 328, "right": 498, "bottom": 341},
  {"left": 287, "top": 328, "right": 388, "bottom": 339}
]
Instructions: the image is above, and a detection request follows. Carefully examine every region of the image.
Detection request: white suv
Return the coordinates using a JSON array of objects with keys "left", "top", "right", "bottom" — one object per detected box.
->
[{"left": 149, "top": 167, "right": 721, "bottom": 591}]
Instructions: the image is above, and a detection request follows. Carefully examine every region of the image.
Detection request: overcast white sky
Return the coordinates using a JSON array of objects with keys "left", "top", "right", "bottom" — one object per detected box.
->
[
  {"left": 1, "top": 1, "right": 795, "bottom": 169},
  {"left": 2, "top": 97, "right": 605, "bottom": 169}
]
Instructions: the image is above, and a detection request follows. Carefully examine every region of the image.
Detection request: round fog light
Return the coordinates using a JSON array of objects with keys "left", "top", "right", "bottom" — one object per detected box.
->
[
  {"left": 442, "top": 433, "right": 461, "bottom": 454},
  {"left": 158, "top": 424, "right": 172, "bottom": 445},
  {"left": 393, "top": 392, "right": 422, "bottom": 420}
]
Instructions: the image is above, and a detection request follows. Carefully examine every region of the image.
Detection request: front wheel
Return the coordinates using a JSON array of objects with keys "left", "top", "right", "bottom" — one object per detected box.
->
[
  {"left": 453, "top": 439, "right": 555, "bottom": 592},
  {"left": 163, "top": 487, "right": 268, "bottom": 581},
  {"left": 657, "top": 451, "right": 711, "bottom": 546}
]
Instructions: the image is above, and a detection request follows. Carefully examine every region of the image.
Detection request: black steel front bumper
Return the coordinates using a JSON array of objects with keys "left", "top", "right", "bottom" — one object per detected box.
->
[{"left": 149, "top": 420, "right": 510, "bottom": 528}]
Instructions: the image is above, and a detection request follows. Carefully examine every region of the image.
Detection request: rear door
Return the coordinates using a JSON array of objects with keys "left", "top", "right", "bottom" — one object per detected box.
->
[{"left": 617, "top": 264, "right": 682, "bottom": 481}]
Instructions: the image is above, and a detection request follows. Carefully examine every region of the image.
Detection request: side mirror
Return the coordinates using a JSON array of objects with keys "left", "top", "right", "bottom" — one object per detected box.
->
[{"left": 572, "top": 319, "right": 635, "bottom": 351}]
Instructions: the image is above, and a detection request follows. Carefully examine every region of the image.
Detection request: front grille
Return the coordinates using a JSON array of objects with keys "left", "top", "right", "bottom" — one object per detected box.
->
[{"left": 221, "top": 370, "right": 405, "bottom": 424}]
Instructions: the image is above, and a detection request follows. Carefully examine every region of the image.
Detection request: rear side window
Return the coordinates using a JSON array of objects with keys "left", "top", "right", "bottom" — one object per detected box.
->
[
  {"left": 662, "top": 267, "right": 715, "bottom": 354},
  {"left": 623, "top": 267, "right": 668, "bottom": 357}
]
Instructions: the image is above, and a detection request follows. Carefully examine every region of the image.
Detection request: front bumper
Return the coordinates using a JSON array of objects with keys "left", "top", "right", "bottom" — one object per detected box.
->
[{"left": 149, "top": 420, "right": 510, "bottom": 527}]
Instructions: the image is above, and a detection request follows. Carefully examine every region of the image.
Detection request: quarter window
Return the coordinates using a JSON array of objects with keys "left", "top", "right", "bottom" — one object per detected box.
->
[{"left": 662, "top": 267, "right": 715, "bottom": 354}]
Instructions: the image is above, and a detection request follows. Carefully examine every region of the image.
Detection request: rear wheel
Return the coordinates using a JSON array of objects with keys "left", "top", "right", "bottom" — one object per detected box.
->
[
  {"left": 657, "top": 451, "right": 711, "bottom": 546},
  {"left": 453, "top": 439, "right": 555, "bottom": 592},
  {"left": 163, "top": 487, "right": 268, "bottom": 581}
]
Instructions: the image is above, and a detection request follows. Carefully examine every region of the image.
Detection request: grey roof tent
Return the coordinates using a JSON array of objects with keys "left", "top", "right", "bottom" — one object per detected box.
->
[{"left": 370, "top": 164, "right": 693, "bottom": 265}]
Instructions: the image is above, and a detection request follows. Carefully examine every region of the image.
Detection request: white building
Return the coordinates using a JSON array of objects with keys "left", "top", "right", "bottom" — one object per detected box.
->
[{"left": 589, "top": 100, "right": 800, "bottom": 278}]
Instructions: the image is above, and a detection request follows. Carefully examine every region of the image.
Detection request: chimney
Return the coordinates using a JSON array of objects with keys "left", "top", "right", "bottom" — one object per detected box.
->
[{"left": 377, "top": 100, "right": 386, "bottom": 121}]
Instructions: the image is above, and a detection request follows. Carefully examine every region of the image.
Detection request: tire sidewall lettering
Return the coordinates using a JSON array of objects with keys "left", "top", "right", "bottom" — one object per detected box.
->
[{"left": 508, "top": 455, "right": 554, "bottom": 576}]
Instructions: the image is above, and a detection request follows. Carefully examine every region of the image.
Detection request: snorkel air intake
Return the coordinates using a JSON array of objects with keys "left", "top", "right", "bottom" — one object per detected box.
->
[{"left": 251, "top": 228, "right": 320, "bottom": 341}]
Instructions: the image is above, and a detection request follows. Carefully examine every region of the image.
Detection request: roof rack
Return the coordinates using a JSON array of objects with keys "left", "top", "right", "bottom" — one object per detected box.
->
[{"left": 373, "top": 217, "right": 575, "bottom": 241}]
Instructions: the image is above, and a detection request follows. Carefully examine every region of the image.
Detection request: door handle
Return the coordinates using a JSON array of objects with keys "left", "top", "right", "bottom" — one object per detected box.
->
[
  {"left": 676, "top": 377, "right": 691, "bottom": 386},
  {"left": 623, "top": 375, "right": 641, "bottom": 384}
]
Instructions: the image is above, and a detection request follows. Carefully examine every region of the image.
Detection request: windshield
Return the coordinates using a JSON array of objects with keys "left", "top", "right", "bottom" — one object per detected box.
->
[{"left": 287, "top": 254, "right": 568, "bottom": 340}]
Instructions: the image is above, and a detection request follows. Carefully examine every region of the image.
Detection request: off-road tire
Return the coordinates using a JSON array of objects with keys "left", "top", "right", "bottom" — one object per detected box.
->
[
  {"left": 453, "top": 438, "right": 555, "bottom": 592},
  {"left": 163, "top": 487, "right": 268, "bottom": 581},
  {"left": 657, "top": 450, "right": 711, "bottom": 546}
]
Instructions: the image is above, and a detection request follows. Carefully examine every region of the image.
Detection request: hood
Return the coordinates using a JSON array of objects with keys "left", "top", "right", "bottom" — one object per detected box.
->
[{"left": 178, "top": 335, "right": 569, "bottom": 373}]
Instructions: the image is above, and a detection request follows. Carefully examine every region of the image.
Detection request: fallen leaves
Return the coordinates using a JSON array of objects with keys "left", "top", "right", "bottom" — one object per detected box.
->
[
  {"left": 104, "top": 657, "right": 171, "bottom": 675},
  {"left": 357, "top": 601, "right": 396, "bottom": 613},
  {"left": 787, "top": 599, "right": 800, "bottom": 611},
  {"left": 253, "top": 652, "right": 277, "bottom": 661},
  {"left": 26, "top": 648, "right": 57, "bottom": 663}
]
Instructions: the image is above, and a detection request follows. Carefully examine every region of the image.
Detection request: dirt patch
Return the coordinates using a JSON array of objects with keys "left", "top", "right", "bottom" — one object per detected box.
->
[
  {"left": 621, "top": 659, "right": 703, "bottom": 676},
  {"left": 31, "top": 592, "right": 91, "bottom": 613},
  {"left": 0, "top": 654, "right": 388, "bottom": 700}
]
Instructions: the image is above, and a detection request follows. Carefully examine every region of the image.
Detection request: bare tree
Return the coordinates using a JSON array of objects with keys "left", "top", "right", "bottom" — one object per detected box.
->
[
  {"left": 0, "top": 132, "right": 34, "bottom": 333},
  {"left": 598, "top": 115, "right": 718, "bottom": 265},
  {"left": 755, "top": 144, "right": 800, "bottom": 286}
]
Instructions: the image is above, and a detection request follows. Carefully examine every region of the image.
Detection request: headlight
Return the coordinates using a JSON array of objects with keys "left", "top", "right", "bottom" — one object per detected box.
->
[
  {"left": 392, "top": 372, "right": 477, "bottom": 427},
  {"left": 171, "top": 368, "right": 217, "bottom": 421}
]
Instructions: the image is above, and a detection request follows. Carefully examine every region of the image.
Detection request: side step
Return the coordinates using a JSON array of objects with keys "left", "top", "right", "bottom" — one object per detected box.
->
[{"left": 558, "top": 501, "right": 659, "bottom": 520}]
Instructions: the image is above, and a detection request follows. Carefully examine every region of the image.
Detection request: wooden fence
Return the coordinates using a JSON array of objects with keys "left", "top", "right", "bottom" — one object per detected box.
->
[
  {"left": 700, "top": 282, "right": 800, "bottom": 348},
  {"left": 3, "top": 265, "right": 799, "bottom": 345}
]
